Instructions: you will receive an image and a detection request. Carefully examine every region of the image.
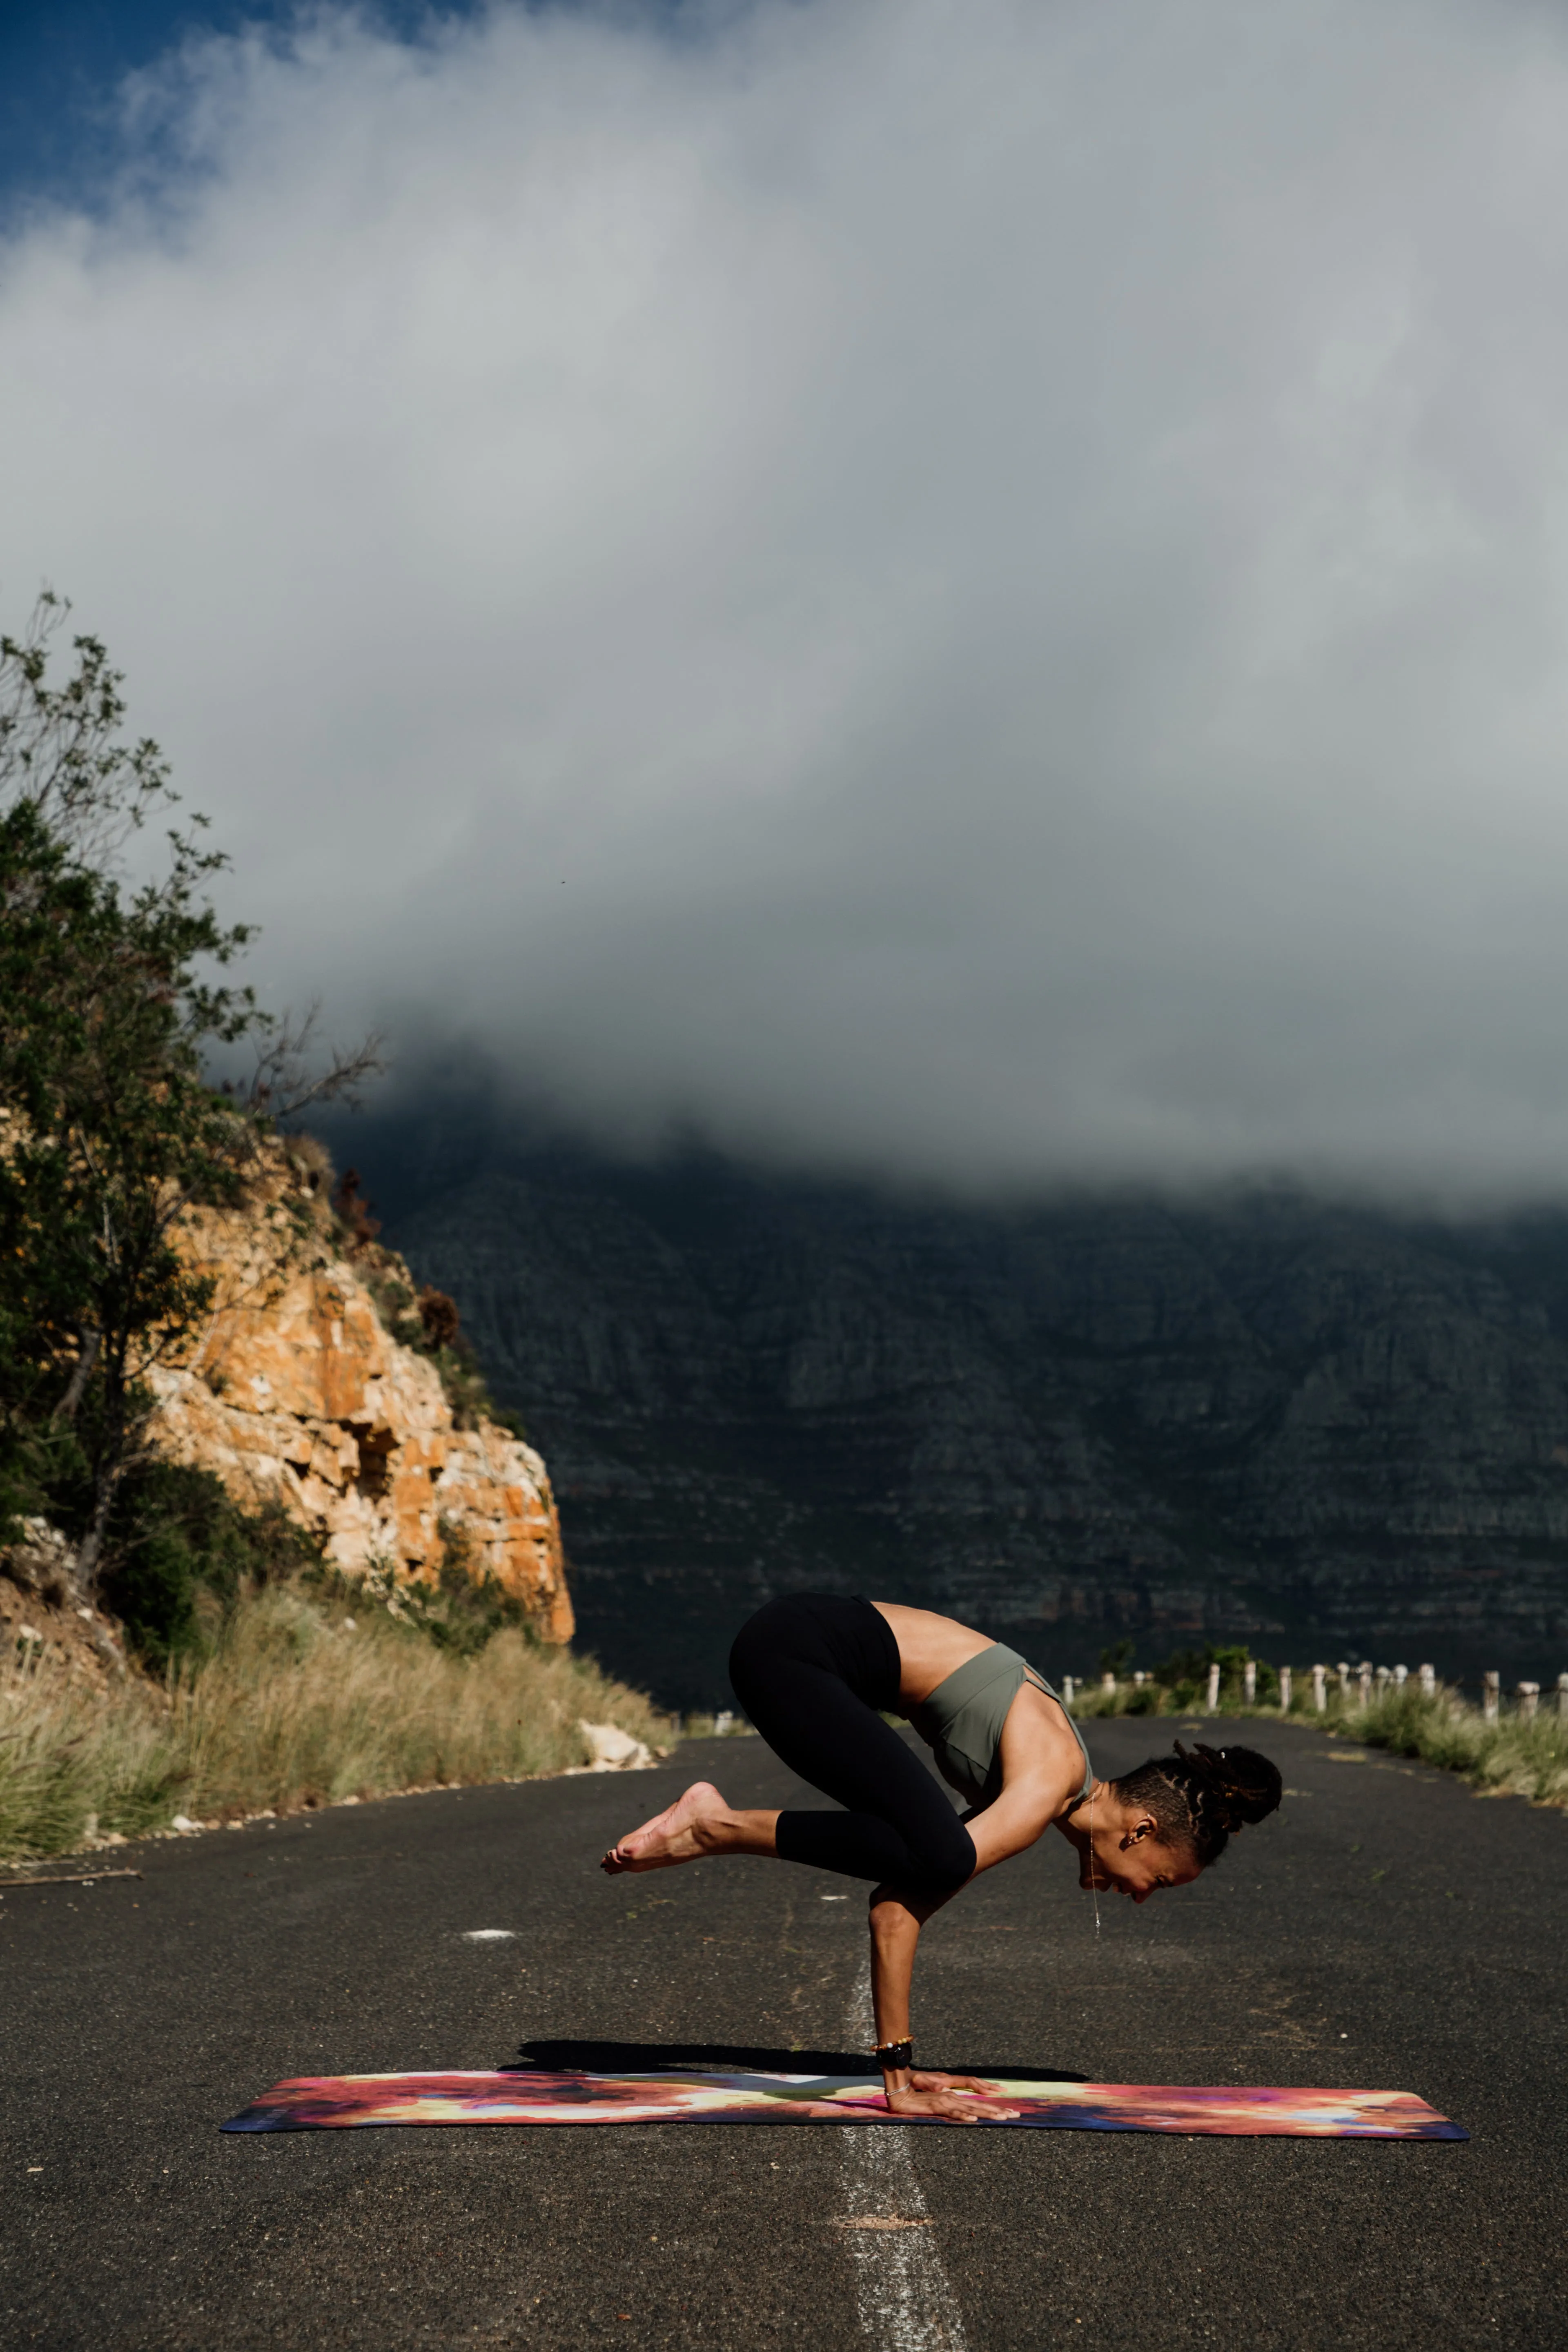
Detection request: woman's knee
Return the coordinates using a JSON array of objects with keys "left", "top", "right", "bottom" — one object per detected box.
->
[
  {"left": 728, "top": 1596, "right": 784, "bottom": 1684},
  {"left": 726, "top": 1622, "right": 771, "bottom": 1715},
  {"left": 728, "top": 1597, "right": 825, "bottom": 1716},
  {"left": 906, "top": 1813, "right": 977, "bottom": 1893}
]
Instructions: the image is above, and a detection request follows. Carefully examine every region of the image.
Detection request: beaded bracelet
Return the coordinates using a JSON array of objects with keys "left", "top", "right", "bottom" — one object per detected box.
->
[{"left": 874, "top": 2038, "right": 914, "bottom": 2071}]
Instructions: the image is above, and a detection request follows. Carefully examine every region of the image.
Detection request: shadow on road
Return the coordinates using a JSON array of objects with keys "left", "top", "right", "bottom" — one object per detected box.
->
[{"left": 511, "top": 2037, "right": 1091, "bottom": 2081}]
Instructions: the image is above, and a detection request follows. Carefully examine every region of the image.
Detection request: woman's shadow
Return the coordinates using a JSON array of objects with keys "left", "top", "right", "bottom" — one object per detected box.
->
[{"left": 509, "top": 2036, "right": 1088, "bottom": 2082}]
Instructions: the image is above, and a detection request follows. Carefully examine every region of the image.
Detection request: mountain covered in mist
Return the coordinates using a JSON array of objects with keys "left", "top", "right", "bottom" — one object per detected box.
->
[{"left": 336, "top": 1108, "right": 1568, "bottom": 1708}]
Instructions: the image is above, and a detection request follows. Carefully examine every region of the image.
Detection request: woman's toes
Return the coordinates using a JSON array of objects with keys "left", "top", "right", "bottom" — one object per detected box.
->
[{"left": 613, "top": 1824, "right": 660, "bottom": 1861}]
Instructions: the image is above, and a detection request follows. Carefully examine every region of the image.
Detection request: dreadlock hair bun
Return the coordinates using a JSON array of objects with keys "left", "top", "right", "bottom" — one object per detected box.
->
[{"left": 1111, "top": 1741, "right": 1283, "bottom": 1868}]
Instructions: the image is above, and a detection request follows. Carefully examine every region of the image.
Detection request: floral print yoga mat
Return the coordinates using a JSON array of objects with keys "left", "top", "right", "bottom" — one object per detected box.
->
[{"left": 221, "top": 2070, "right": 1466, "bottom": 2138}]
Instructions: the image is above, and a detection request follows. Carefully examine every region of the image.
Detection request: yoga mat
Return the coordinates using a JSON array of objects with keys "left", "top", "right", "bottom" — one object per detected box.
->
[{"left": 222, "top": 2069, "right": 1466, "bottom": 2138}]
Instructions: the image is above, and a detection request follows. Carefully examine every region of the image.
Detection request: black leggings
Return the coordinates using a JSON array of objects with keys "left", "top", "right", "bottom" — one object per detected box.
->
[{"left": 728, "top": 1594, "right": 976, "bottom": 1894}]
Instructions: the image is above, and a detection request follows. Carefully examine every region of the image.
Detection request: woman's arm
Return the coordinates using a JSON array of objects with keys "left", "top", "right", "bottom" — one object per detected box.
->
[
  {"left": 868, "top": 1885, "right": 1021, "bottom": 2122},
  {"left": 961, "top": 1778, "right": 1058, "bottom": 1874},
  {"left": 859, "top": 1688, "right": 1083, "bottom": 2119}
]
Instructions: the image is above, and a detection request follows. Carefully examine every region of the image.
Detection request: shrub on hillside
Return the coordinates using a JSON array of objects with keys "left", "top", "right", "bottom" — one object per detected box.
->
[{"left": 98, "top": 1464, "right": 322, "bottom": 1670}]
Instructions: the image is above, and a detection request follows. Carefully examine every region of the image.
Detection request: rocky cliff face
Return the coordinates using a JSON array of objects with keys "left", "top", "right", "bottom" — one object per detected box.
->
[
  {"left": 337, "top": 1116, "right": 1568, "bottom": 1706},
  {"left": 143, "top": 1145, "right": 573, "bottom": 1641}
]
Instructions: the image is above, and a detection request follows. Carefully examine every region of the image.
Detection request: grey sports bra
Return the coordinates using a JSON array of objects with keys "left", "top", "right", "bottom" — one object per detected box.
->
[{"left": 909, "top": 1643, "right": 1094, "bottom": 1812}]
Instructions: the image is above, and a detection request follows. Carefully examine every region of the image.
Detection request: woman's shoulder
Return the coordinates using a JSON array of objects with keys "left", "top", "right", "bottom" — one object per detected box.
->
[{"left": 998, "top": 1675, "right": 1091, "bottom": 1798}]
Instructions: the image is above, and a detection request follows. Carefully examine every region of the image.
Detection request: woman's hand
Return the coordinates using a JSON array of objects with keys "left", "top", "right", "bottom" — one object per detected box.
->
[
  {"left": 908, "top": 2069, "right": 1000, "bottom": 2096},
  {"left": 885, "top": 2075, "right": 1020, "bottom": 2123}
]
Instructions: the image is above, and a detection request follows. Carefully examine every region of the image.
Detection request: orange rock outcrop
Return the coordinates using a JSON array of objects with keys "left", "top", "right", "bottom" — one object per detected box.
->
[{"left": 143, "top": 1145, "right": 573, "bottom": 1642}]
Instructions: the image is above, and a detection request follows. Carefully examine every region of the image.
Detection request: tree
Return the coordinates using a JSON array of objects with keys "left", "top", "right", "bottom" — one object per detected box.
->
[{"left": 0, "top": 595, "right": 382, "bottom": 1592}]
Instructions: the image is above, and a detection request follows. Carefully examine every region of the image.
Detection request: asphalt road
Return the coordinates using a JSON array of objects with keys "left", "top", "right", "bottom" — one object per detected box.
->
[{"left": 3, "top": 1717, "right": 1565, "bottom": 2351}]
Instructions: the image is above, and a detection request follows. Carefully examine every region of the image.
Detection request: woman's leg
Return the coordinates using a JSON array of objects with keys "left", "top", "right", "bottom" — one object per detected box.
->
[
  {"left": 601, "top": 1786, "right": 781, "bottom": 1872},
  {"left": 733, "top": 1650, "right": 974, "bottom": 1891},
  {"left": 602, "top": 1777, "right": 778, "bottom": 1873},
  {"left": 606, "top": 1595, "right": 974, "bottom": 1891},
  {"left": 728, "top": 1597, "right": 975, "bottom": 1892}
]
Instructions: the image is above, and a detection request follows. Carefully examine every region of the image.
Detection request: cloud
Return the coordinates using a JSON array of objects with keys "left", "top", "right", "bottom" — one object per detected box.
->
[{"left": 6, "top": 0, "right": 1568, "bottom": 1197}]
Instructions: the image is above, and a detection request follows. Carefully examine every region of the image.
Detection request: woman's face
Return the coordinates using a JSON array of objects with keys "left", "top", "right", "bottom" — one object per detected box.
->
[{"left": 1080, "top": 1822, "right": 1200, "bottom": 1904}]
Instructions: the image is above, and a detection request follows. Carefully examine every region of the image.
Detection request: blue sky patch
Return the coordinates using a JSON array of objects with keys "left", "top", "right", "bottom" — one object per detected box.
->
[{"left": 0, "top": 2, "right": 473, "bottom": 213}]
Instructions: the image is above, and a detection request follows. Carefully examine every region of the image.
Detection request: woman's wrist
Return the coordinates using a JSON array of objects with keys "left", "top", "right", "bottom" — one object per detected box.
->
[{"left": 876, "top": 2036, "right": 913, "bottom": 2095}]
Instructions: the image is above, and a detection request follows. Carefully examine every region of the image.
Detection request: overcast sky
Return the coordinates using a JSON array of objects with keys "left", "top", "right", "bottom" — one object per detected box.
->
[{"left": 6, "top": 0, "right": 1568, "bottom": 1198}]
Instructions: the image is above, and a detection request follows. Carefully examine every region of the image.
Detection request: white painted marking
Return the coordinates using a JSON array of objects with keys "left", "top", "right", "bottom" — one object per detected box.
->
[
  {"left": 461, "top": 1929, "right": 516, "bottom": 1942},
  {"left": 839, "top": 1971, "right": 969, "bottom": 2351}
]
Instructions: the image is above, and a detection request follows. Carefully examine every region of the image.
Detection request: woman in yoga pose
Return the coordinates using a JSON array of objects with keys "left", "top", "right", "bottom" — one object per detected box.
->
[{"left": 603, "top": 1593, "right": 1281, "bottom": 2122}]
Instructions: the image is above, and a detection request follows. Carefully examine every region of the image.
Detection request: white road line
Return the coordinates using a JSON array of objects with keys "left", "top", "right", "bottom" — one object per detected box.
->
[{"left": 840, "top": 1971, "right": 969, "bottom": 2352}]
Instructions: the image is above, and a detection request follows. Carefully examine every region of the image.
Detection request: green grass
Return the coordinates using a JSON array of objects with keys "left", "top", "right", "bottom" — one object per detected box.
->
[
  {"left": 1071, "top": 1672, "right": 1568, "bottom": 1808},
  {"left": 1346, "top": 1684, "right": 1568, "bottom": 1807}
]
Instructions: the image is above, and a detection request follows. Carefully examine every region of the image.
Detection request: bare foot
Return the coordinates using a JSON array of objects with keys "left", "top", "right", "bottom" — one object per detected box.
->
[{"left": 600, "top": 1781, "right": 727, "bottom": 1875}]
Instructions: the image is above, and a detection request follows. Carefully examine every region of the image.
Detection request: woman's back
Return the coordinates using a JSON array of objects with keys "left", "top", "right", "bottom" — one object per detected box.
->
[
  {"left": 872, "top": 1601, "right": 1091, "bottom": 1811},
  {"left": 915, "top": 1642, "right": 1094, "bottom": 1808}
]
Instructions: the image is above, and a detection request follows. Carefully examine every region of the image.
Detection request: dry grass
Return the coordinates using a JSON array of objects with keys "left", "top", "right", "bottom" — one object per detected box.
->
[
  {"left": 0, "top": 1582, "right": 673, "bottom": 1863},
  {"left": 0, "top": 1658, "right": 181, "bottom": 1862},
  {"left": 1071, "top": 1674, "right": 1568, "bottom": 1807}
]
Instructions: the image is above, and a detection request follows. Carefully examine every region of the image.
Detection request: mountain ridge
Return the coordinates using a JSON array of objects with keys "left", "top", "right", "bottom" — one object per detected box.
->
[{"left": 334, "top": 1107, "right": 1568, "bottom": 1706}]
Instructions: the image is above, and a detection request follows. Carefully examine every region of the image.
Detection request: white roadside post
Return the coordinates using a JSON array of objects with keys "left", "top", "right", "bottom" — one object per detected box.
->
[
  {"left": 1517, "top": 1682, "right": 1540, "bottom": 1722},
  {"left": 1358, "top": 1662, "right": 1373, "bottom": 1707},
  {"left": 1419, "top": 1664, "right": 1436, "bottom": 1699},
  {"left": 1312, "top": 1664, "right": 1327, "bottom": 1712},
  {"left": 1393, "top": 1664, "right": 1408, "bottom": 1688},
  {"left": 1483, "top": 1671, "right": 1500, "bottom": 1723},
  {"left": 1374, "top": 1666, "right": 1392, "bottom": 1699},
  {"left": 1558, "top": 1673, "right": 1568, "bottom": 1722},
  {"left": 1101, "top": 1672, "right": 1116, "bottom": 1697},
  {"left": 1338, "top": 1662, "right": 1352, "bottom": 1703},
  {"left": 1279, "top": 1666, "right": 1293, "bottom": 1713},
  {"left": 1205, "top": 1662, "right": 1221, "bottom": 1712},
  {"left": 1062, "top": 1674, "right": 1075, "bottom": 1708},
  {"left": 1243, "top": 1660, "right": 1256, "bottom": 1704}
]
